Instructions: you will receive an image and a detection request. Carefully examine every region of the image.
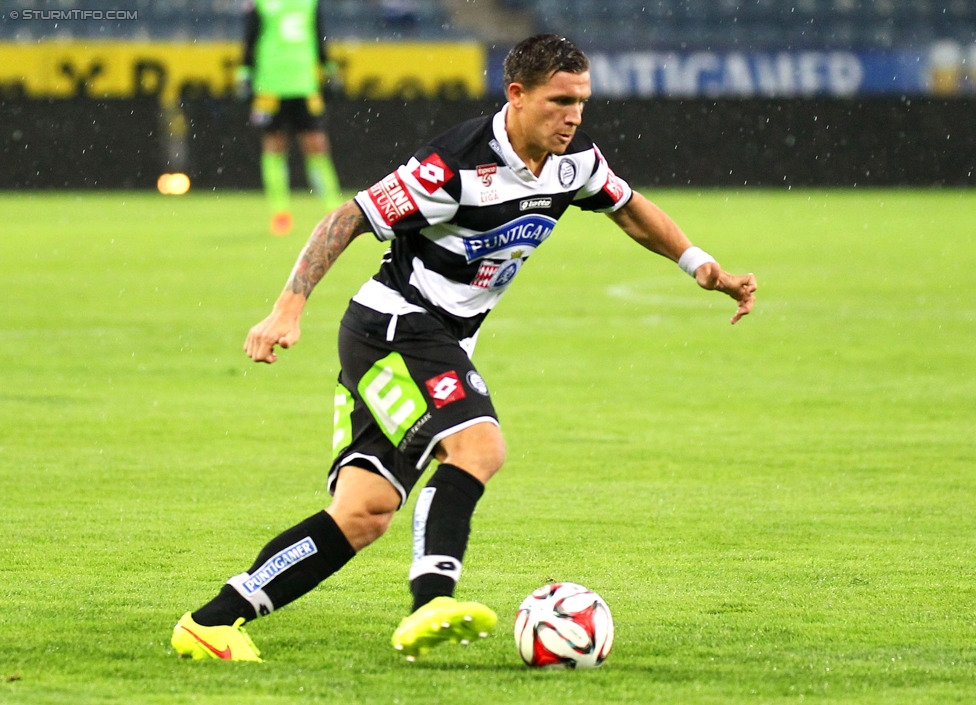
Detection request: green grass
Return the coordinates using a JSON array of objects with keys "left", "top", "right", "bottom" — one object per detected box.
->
[{"left": 1, "top": 188, "right": 975, "bottom": 703}]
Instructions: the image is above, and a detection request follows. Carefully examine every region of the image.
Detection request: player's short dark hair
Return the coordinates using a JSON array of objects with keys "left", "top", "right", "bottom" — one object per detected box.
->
[{"left": 502, "top": 34, "right": 589, "bottom": 90}]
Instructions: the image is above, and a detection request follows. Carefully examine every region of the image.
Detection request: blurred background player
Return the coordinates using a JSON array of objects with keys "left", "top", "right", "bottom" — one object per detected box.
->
[{"left": 236, "top": 0, "right": 343, "bottom": 236}]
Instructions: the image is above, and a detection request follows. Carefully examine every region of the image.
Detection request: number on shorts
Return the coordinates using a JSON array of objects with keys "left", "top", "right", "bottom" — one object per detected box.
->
[{"left": 358, "top": 352, "right": 428, "bottom": 446}]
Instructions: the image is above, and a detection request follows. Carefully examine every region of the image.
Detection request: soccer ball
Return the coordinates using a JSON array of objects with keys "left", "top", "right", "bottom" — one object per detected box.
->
[{"left": 514, "top": 582, "right": 614, "bottom": 668}]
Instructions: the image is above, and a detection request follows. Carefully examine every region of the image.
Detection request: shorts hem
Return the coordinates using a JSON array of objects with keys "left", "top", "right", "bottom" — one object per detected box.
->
[
  {"left": 417, "top": 416, "right": 500, "bottom": 469},
  {"left": 330, "top": 453, "right": 408, "bottom": 508}
]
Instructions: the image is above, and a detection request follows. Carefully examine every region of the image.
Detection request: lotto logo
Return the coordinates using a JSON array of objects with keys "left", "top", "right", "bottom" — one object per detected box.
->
[
  {"left": 413, "top": 153, "right": 455, "bottom": 194},
  {"left": 420, "top": 164, "right": 444, "bottom": 182},
  {"left": 425, "top": 371, "right": 466, "bottom": 409}
]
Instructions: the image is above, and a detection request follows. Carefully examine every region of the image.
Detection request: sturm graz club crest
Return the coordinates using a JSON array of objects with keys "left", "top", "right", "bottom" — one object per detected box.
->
[
  {"left": 466, "top": 370, "right": 489, "bottom": 396},
  {"left": 558, "top": 158, "right": 577, "bottom": 187}
]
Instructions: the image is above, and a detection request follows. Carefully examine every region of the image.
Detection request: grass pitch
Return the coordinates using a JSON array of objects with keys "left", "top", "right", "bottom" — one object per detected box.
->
[{"left": 1, "top": 189, "right": 975, "bottom": 704}]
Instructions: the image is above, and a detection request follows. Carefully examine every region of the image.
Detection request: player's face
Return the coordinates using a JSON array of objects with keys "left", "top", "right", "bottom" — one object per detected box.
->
[{"left": 511, "top": 70, "right": 591, "bottom": 158}]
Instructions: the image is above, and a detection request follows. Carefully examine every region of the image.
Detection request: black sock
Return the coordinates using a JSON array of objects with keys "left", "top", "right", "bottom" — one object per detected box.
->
[
  {"left": 409, "top": 463, "right": 484, "bottom": 611},
  {"left": 192, "top": 510, "right": 355, "bottom": 626}
]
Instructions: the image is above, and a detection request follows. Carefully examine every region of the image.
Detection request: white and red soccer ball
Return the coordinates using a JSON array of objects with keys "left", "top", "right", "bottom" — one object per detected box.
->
[{"left": 514, "top": 582, "right": 614, "bottom": 668}]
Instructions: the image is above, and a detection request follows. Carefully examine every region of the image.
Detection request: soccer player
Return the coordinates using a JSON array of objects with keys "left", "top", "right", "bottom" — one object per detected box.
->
[
  {"left": 172, "top": 34, "right": 757, "bottom": 662},
  {"left": 236, "top": 0, "right": 343, "bottom": 236}
]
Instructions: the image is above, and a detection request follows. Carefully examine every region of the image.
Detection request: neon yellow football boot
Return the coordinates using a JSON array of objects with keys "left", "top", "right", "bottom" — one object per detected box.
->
[
  {"left": 391, "top": 596, "right": 497, "bottom": 661},
  {"left": 171, "top": 612, "right": 263, "bottom": 662}
]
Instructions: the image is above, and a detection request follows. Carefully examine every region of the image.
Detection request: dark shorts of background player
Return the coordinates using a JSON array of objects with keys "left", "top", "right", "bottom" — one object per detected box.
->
[
  {"left": 328, "top": 302, "right": 498, "bottom": 508},
  {"left": 250, "top": 94, "right": 325, "bottom": 133}
]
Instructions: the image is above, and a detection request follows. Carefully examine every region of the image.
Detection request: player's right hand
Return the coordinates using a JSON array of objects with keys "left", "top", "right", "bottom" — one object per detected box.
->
[
  {"left": 244, "top": 312, "right": 300, "bottom": 363},
  {"left": 234, "top": 66, "right": 253, "bottom": 102},
  {"left": 236, "top": 78, "right": 252, "bottom": 102}
]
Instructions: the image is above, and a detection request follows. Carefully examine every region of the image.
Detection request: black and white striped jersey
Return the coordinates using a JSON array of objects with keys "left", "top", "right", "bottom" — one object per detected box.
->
[{"left": 352, "top": 103, "right": 633, "bottom": 349}]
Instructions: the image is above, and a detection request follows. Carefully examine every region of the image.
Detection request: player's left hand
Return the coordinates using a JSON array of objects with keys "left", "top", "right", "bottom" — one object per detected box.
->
[
  {"left": 319, "top": 61, "right": 343, "bottom": 98},
  {"left": 694, "top": 263, "right": 757, "bottom": 325}
]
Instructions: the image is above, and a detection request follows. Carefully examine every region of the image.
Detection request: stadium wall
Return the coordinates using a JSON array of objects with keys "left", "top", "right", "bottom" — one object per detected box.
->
[
  {"left": 1, "top": 97, "right": 160, "bottom": 189},
  {"left": 2, "top": 97, "right": 973, "bottom": 190}
]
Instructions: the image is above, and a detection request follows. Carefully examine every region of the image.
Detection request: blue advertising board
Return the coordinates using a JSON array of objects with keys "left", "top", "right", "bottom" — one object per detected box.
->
[{"left": 487, "top": 44, "right": 975, "bottom": 98}]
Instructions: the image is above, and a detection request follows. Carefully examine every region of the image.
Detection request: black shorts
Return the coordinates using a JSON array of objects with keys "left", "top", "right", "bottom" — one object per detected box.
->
[
  {"left": 250, "top": 94, "right": 325, "bottom": 133},
  {"left": 328, "top": 302, "right": 498, "bottom": 507}
]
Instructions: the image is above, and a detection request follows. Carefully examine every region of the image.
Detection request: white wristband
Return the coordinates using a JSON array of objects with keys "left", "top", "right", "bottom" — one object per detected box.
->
[{"left": 678, "top": 246, "right": 716, "bottom": 277}]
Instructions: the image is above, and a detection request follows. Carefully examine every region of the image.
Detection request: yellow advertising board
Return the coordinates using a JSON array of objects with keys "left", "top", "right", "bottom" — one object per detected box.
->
[
  {"left": 329, "top": 41, "right": 484, "bottom": 99},
  {"left": 0, "top": 40, "right": 485, "bottom": 103},
  {"left": 0, "top": 42, "right": 239, "bottom": 104}
]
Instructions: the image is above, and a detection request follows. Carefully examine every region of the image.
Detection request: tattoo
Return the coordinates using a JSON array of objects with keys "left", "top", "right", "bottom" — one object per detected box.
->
[{"left": 287, "top": 206, "right": 368, "bottom": 297}]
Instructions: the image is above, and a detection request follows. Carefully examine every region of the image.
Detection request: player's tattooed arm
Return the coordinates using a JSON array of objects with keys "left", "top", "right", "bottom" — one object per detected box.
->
[
  {"left": 246, "top": 203, "right": 372, "bottom": 363},
  {"left": 286, "top": 202, "right": 372, "bottom": 298}
]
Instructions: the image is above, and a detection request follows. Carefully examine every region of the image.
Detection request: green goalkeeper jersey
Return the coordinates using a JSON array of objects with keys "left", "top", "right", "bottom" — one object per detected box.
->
[{"left": 250, "top": 0, "right": 322, "bottom": 98}]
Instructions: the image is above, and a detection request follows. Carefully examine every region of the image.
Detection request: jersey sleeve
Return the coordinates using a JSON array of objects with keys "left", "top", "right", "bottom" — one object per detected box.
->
[
  {"left": 572, "top": 144, "right": 633, "bottom": 213},
  {"left": 354, "top": 146, "right": 462, "bottom": 242}
]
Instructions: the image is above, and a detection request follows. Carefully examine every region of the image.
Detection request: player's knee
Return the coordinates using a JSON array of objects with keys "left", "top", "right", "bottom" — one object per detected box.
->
[
  {"left": 263, "top": 132, "right": 288, "bottom": 153},
  {"left": 356, "top": 508, "right": 396, "bottom": 546},
  {"left": 327, "top": 466, "right": 401, "bottom": 550},
  {"left": 328, "top": 505, "right": 395, "bottom": 552},
  {"left": 436, "top": 423, "right": 506, "bottom": 483},
  {"left": 300, "top": 131, "right": 328, "bottom": 154},
  {"left": 482, "top": 434, "right": 507, "bottom": 476}
]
